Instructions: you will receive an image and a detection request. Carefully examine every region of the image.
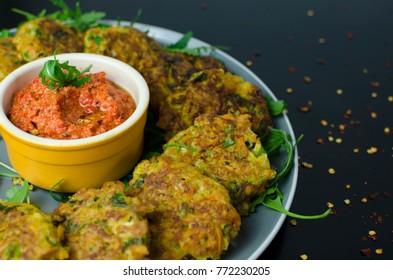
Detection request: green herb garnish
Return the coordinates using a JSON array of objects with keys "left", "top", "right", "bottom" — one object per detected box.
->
[
  {"left": 39, "top": 51, "right": 92, "bottom": 90},
  {"left": 266, "top": 96, "right": 287, "bottom": 116},
  {"left": 49, "top": 179, "right": 69, "bottom": 203},
  {"left": 0, "top": 29, "right": 11, "bottom": 38},
  {"left": 13, "top": 0, "right": 106, "bottom": 32},
  {"left": 254, "top": 187, "right": 332, "bottom": 219},
  {"left": 164, "top": 31, "right": 229, "bottom": 56},
  {"left": 250, "top": 128, "right": 331, "bottom": 219}
]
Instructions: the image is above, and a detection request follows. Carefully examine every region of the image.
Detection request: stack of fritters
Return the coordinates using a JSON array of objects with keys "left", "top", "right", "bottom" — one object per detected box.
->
[
  {"left": 126, "top": 114, "right": 276, "bottom": 259},
  {"left": 0, "top": 200, "right": 68, "bottom": 260}
]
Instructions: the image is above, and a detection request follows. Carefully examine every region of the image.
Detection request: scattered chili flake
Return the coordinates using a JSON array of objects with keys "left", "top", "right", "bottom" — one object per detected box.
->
[
  {"left": 367, "top": 147, "right": 378, "bottom": 154},
  {"left": 301, "top": 162, "right": 314, "bottom": 169},
  {"left": 388, "top": 96, "right": 393, "bottom": 102},
  {"left": 290, "top": 219, "right": 297, "bottom": 227},
  {"left": 346, "top": 31, "right": 355, "bottom": 40},
  {"left": 384, "top": 127, "right": 391, "bottom": 135},
  {"left": 316, "top": 138, "right": 324, "bottom": 145},
  {"left": 318, "top": 37, "right": 326, "bottom": 45},
  {"left": 320, "top": 120, "right": 328, "bottom": 126},
  {"left": 344, "top": 199, "right": 351, "bottom": 205},
  {"left": 303, "top": 76, "right": 312, "bottom": 83},
  {"left": 360, "top": 248, "right": 372, "bottom": 257},
  {"left": 344, "top": 109, "right": 353, "bottom": 118},
  {"left": 327, "top": 202, "right": 334, "bottom": 208},
  {"left": 338, "top": 124, "right": 346, "bottom": 132},
  {"left": 371, "top": 92, "right": 378, "bottom": 98},
  {"left": 298, "top": 101, "right": 313, "bottom": 112},
  {"left": 300, "top": 254, "right": 308, "bottom": 260},
  {"left": 368, "top": 192, "right": 378, "bottom": 200},
  {"left": 335, "top": 138, "right": 343, "bottom": 144},
  {"left": 287, "top": 66, "right": 296, "bottom": 73},
  {"left": 286, "top": 87, "right": 293, "bottom": 94},
  {"left": 316, "top": 58, "right": 326, "bottom": 65},
  {"left": 328, "top": 168, "right": 336, "bottom": 175},
  {"left": 345, "top": 183, "right": 351, "bottom": 189},
  {"left": 353, "top": 148, "right": 359, "bottom": 153},
  {"left": 375, "top": 248, "right": 383, "bottom": 255},
  {"left": 368, "top": 232, "right": 378, "bottom": 241},
  {"left": 200, "top": 2, "right": 209, "bottom": 10},
  {"left": 361, "top": 197, "right": 367, "bottom": 203},
  {"left": 306, "top": 9, "right": 314, "bottom": 17},
  {"left": 327, "top": 136, "right": 334, "bottom": 142},
  {"left": 336, "top": 89, "right": 343, "bottom": 95},
  {"left": 362, "top": 68, "right": 369, "bottom": 74},
  {"left": 370, "top": 112, "right": 378, "bottom": 119},
  {"left": 381, "top": 191, "right": 390, "bottom": 198},
  {"left": 370, "top": 81, "right": 380, "bottom": 87},
  {"left": 246, "top": 60, "right": 253, "bottom": 67}
]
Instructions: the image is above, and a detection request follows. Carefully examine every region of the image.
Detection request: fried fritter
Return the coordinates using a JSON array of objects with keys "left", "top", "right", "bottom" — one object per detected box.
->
[
  {"left": 0, "top": 200, "right": 68, "bottom": 260},
  {"left": 0, "top": 38, "right": 23, "bottom": 81},
  {"left": 163, "top": 114, "right": 276, "bottom": 215},
  {"left": 54, "top": 181, "right": 149, "bottom": 260},
  {"left": 127, "top": 155, "right": 241, "bottom": 260},
  {"left": 157, "top": 68, "right": 272, "bottom": 140},
  {"left": 145, "top": 51, "right": 225, "bottom": 114},
  {"left": 84, "top": 25, "right": 163, "bottom": 72},
  {"left": 12, "top": 17, "right": 83, "bottom": 62}
]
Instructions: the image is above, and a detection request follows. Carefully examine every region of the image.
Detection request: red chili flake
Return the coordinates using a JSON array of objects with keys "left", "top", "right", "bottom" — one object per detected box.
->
[
  {"left": 346, "top": 31, "right": 355, "bottom": 40},
  {"left": 381, "top": 191, "right": 390, "bottom": 198},
  {"left": 368, "top": 192, "right": 378, "bottom": 200},
  {"left": 200, "top": 2, "right": 209, "bottom": 10},
  {"left": 286, "top": 36, "right": 295, "bottom": 43},
  {"left": 316, "top": 138, "right": 324, "bottom": 145},
  {"left": 370, "top": 211, "right": 378, "bottom": 218},
  {"left": 377, "top": 216, "right": 383, "bottom": 224},
  {"left": 361, "top": 236, "right": 368, "bottom": 242},
  {"left": 360, "top": 248, "right": 372, "bottom": 257},
  {"left": 316, "top": 58, "right": 326, "bottom": 65},
  {"left": 370, "top": 81, "right": 380, "bottom": 87},
  {"left": 288, "top": 66, "right": 297, "bottom": 73},
  {"left": 344, "top": 109, "right": 353, "bottom": 118}
]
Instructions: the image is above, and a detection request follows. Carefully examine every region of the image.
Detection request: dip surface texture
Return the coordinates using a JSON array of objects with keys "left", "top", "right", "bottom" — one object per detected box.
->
[{"left": 8, "top": 72, "right": 136, "bottom": 139}]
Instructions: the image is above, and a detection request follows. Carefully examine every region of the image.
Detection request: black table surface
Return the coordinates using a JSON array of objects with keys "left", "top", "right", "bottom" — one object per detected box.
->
[{"left": 1, "top": 0, "right": 392, "bottom": 260}]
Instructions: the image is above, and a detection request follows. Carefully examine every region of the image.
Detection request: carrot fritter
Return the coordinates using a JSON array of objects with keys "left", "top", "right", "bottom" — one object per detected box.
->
[
  {"left": 127, "top": 155, "right": 241, "bottom": 260},
  {"left": 0, "top": 38, "right": 23, "bottom": 81},
  {"left": 84, "top": 25, "right": 163, "bottom": 72},
  {"left": 138, "top": 50, "right": 224, "bottom": 113},
  {"left": 0, "top": 200, "right": 68, "bottom": 260},
  {"left": 12, "top": 18, "right": 83, "bottom": 62},
  {"left": 163, "top": 114, "right": 276, "bottom": 215},
  {"left": 157, "top": 68, "right": 272, "bottom": 140},
  {"left": 54, "top": 181, "right": 149, "bottom": 260}
]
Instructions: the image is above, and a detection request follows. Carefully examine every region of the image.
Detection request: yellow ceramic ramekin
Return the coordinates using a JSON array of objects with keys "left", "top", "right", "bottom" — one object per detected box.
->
[{"left": 0, "top": 53, "right": 149, "bottom": 192}]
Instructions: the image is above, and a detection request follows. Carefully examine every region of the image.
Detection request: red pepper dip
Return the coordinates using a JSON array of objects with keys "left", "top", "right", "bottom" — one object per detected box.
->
[{"left": 8, "top": 72, "right": 136, "bottom": 139}]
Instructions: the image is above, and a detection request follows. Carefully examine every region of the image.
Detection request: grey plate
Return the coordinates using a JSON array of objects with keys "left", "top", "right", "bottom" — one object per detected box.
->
[{"left": 0, "top": 22, "right": 298, "bottom": 260}]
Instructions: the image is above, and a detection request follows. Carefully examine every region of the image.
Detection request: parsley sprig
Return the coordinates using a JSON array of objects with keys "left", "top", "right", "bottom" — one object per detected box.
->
[
  {"left": 13, "top": 0, "right": 106, "bottom": 32},
  {"left": 0, "top": 162, "right": 31, "bottom": 203},
  {"left": 164, "top": 31, "right": 229, "bottom": 56},
  {"left": 39, "top": 51, "right": 92, "bottom": 90}
]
